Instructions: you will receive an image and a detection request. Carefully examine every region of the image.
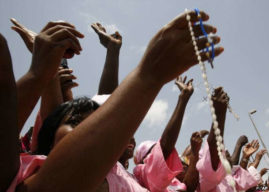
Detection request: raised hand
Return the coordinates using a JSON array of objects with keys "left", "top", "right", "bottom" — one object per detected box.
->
[
  {"left": 58, "top": 66, "right": 78, "bottom": 101},
  {"left": 91, "top": 23, "right": 122, "bottom": 50},
  {"left": 243, "top": 140, "right": 260, "bottom": 158},
  {"left": 10, "top": 18, "right": 37, "bottom": 52},
  {"left": 260, "top": 168, "right": 269, "bottom": 177},
  {"left": 249, "top": 149, "right": 267, "bottom": 168},
  {"left": 199, "top": 130, "right": 209, "bottom": 138},
  {"left": 175, "top": 76, "right": 194, "bottom": 98},
  {"left": 191, "top": 132, "right": 203, "bottom": 155},
  {"left": 212, "top": 87, "right": 229, "bottom": 111},
  {"left": 138, "top": 10, "right": 223, "bottom": 85}
]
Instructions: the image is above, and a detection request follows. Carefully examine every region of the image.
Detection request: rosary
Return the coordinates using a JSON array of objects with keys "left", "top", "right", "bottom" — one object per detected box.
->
[{"left": 185, "top": 8, "right": 237, "bottom": 191}]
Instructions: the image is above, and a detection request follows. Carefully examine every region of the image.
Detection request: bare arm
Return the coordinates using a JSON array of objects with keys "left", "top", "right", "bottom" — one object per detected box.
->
[
  {"left": 18, "top": 10, "right": 223, "bottom": 192},
  {"left": 0, "top": 34, "right": 19, "bottom": 191},
  {"left": 230, "top": 135, "right": 248, "bottom": 165},
  {"left": 183, "top": 132, "right": 202, "bottom": 192},
  {"left": 207, "top": 87, "right": 229, "bottom": 171},
  {"left": 160, "top": 76, "right": 193, "bottom": 159},
  {"left": 91, "top": 23, "right": 122, "bottom": 94}
]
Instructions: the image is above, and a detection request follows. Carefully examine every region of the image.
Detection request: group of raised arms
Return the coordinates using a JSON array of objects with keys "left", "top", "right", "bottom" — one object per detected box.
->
[{"left": 0, "top": 9, "right": 268, "bottom": 192}]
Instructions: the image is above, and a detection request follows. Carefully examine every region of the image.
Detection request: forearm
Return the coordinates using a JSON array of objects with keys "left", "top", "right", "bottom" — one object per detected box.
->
[
  {"left": 240, "top": 154, "right": 249, "bottom": 169},
  {"left": 98, "top": 48, "right": 120, "bottom": 94},
  {"left": 183, "top": 153, "right": 200, "bottom": 192},
  {"left": 24, "top": 67, "right": 163, "bottom": 192},
  {"left": 207, "top": 107, "right": 227, "bottom": 170},
  {"left": 40, "top": 75, "right": 63, "bottom": 122},
  {"left": 17, "top": 71, "right": 47, "bottom": 131},
  {"left": 161, "top": 94, "right": 190, "bottom": 159},
  {"left": 230, "top": 143, "right": 244, "bottom": 165}
]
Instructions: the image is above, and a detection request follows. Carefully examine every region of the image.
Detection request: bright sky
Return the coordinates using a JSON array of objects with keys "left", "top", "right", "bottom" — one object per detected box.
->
[{"left": 1, "top": 0, "right": 269, "bottom": 175}]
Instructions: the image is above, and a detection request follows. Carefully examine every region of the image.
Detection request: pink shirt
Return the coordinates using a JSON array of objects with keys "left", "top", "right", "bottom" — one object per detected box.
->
[
  {"left": 196, "top": 141, "right": 260, "bottom": 192},
  {"left": 106, "top": 162, "right": 149, "bottom": 192},
  {"left": 196, "top": 141, "right": 226, "bottom": 192},
  {"left": 133, "top": 141, "right": 186, "bottom": 192},
  {"left": 6, "top": 154, "right": 46, "bottom": 192}
]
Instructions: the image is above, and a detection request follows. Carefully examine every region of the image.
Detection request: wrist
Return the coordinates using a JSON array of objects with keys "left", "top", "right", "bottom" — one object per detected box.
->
[{"left": 107, "top": 44, "right": 121, "bottom": 52}]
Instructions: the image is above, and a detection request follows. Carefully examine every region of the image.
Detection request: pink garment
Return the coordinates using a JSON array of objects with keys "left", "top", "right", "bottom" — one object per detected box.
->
[
  {"left": 216, "top": 165, "right": 260, "bottom": 191},
  {"left": 30, "top": 111, "right": 42, "bottom": 152},
  {"left": 196, "top": 141, "right": 260, "bottom": 192},
  {"left": 134, "top": 140, "right": 156, "bottom": 164},
  {"left": 106, "top": 162, "right": 149, "bottom": 192},
  {"left": 133, "top": 141, "right": 186, "bottom": 192},
  {"left": 6, "top": 153, "right": 47, "bottom": 192},
  {"left": 196, "top": 141, "right": 226, "bottom": 192}
]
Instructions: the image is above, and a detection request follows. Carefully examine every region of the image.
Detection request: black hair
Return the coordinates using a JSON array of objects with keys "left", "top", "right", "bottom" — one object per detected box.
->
[{"left": 35, "top": 97, "right": 99, "bottom": 155}]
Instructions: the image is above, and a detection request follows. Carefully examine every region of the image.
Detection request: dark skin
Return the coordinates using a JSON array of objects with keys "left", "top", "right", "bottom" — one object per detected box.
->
[
  {"left": 91, "top": 23, "right": 122, "bottom": 95},
  {"left": 207, "top": 87, "right": 229, "bottom": 171},
  {"left": 183, "top": 132, "right": 202, "bottom": 192},
  {"left": 230, "top": 135, "right": 248, "bottom": 165},
  {"left": 16, "top": 10, "right": 224, "bottom": 192},
  {"left": 248, "top": 149, "right": 267, "bottom": 168},
  {"left": 161, "top": 76, "right": 194, "bottom": 159},
  {"left": 240, "top": 140, "right": 259, "bottom": 169},
  {"left": 0, "top": 34, "right": 19, "bottom": 192},
  {"left": 118, "top": 137, "right": 136, "bottom": 169}
]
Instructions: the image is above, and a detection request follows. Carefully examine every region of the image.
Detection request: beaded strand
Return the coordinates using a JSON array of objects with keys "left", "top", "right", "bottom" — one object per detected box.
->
[{"left": 185, "top": 8, "right": 236, "bottom": 191}]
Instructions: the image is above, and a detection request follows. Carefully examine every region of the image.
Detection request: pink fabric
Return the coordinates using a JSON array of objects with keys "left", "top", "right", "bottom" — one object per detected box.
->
[
  {"left": 6, "top": 154, "right": 47, "bottom": 192},
  {"left": 133, "top": 141, "right": 186, "bottom": 192},
  {"left": 216, "top": 165, "right": 260, "bottom": 191},
  {"left": 196, "top": 141, "right": 226, "bottom": 192},
  {"left": 106, "top": 162, "right": 149, "bottom": 192},
  {"left": 134, "top": 140, "right": 156, "bottom": 164},
  {"left": 30, "top": 111, "right": 42, "bottom": 152}
]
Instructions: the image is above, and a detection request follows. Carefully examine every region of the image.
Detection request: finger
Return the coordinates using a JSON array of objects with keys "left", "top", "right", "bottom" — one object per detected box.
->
[
  {"left": 196, "top": 36, "right": 220, "bottom": 51},
  {"left": 193, "top": 24, "right": 217, "bottom": 37},
  {"left": 60, "top": 74, "right": 77, "bottom": 83},
  {"left": 91, "top": 23, "right": 101, "bottom": 34},
  {"left": 183, "top": 76, "right": 187, "bottom": 83},
  {"left": 41, "top": 21, "right": 75, "bottom": 32},
  {"left": 213, "top": 87, "right": 223, "bottom": 97},
  {"left": 11, "top": 26, "right": 28, "bottom": 38},
  {"left": 96, "top": 23, "right": 106, "bottom": 32},
  {"left": 62, "top": 81, "right": 79, "bottom": 90},
  {"left": 187, "top": 79, "right": 193, "bottom": 86},
  {"left": 47, "top": 25, "right": 84, "bottom": 38},
  {"left": 58, "top": 68, "right": 73, "bottom": 75},
  {"left": 56, "top": 38, "right": 81, "bottom": 57},
  {"left": 10, "top": 18, "right": 26, "bottom": 29},
  {"left": 171, "top": 10, "right": 209, "bottom": 29},
  {"left": 200, "top": 46, "right": 224, "bottom": 63},
  {"left": 51, "top": 29, "right": 83, "bottom": 52}
]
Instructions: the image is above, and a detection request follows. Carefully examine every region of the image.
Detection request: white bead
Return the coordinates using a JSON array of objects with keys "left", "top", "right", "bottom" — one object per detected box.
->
[
  {"left": 210, "top": 107, "right": 215, "bottom": 114},
  {"left": 214, "top": 128, "right": 220, "bottom": 135},
  {"left": 205, "top": 88, "right": 210, "bottom": 94},
  {"left": 193, "top": 41, "right": 197, "bottom": 46},
  {"left": 204, "top": 81, "right": 209, "bottom": 87},
  {"left": 186, "top": 15, "right": 191, "bottom": 21},
  {"left": 212, "top": 114, "right": 217, "bottom": 121},
  {"left": 195, "top": 51, "right": 200, "bottom": 56},
  {"left": 199, "top": 61, "right": 204, "bottom": 66},
  {"left": 192, "top": 36, "right": 195, "bottom": 41},
  {"left": 221, "top": 158, "right": 232, "bottom": 174},
  {"left": 217, "top": 146, "right": 221, "bottom": 152},
  {"left": 197, "top": 55, "right": 201, "bottom": 61},
  {"left": 188, "top": 22, "right": 192, "bottom": 28},
  {"left": 218, "top": 151, "right": 222, "bottom": 157},
  {"left": 217, "top": 136, "right": 223, "bottom": 143},
  {"left": 202, "top": 73, "right": 207, "bottom": 79},
  {"left": 209, "top": 100, "right": 213, "bottom": 106},
  {"left": 219, "top": 143, "right": 225, "bottom": 151},
  {"left": 190, "top": 31, "right": 194, "bottom": 36},
  {"left": 194, "top": 46, "right": 198, "bottom": 52},
  {"left": 213, "top": 122, "right": 219, "bottom": 129}
]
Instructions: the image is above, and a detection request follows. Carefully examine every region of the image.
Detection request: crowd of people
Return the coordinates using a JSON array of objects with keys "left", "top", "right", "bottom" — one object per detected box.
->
[{"left": 0, "top": 9, "right": 268, "bottom": 192}]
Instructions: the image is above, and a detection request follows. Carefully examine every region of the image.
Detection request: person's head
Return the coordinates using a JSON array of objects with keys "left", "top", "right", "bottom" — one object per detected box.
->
[
  {"left": 134, "top": 140, "right": 156, "bottom": 165},
  {"left": 119, "top": 137, "right": 136, "bottom": 169},
  {"left": 35, "top": 97, "right": 99, "bottom": 155}
]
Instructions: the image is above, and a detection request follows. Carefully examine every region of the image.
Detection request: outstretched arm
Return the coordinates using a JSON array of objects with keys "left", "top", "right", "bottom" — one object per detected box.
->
[
  {"left": 230, "top": 135, "right": 248, "bottom": 165},
  {"left": 19, "top": 10, "right": 223, "bottom": 192},
  {"left": 92, "top": 23, "right": 122, "bottom": 94},
  {"left": 240, "top": 140, "right": 260, "bottom": 169},
  {"left": 207, "top": 87, "right": 229, "bottom": 170},
  {"left": 0, "top": 34, "right": 19, "bottom": 191},
  {"left": 183, "top": 132, "right": 202, "bottom": 192},
  {"left": 13, "top": 20, "right": 83, "bottom": 130},
  {"left": 160, "top": 76, "right": 193, "bottom": 159}
]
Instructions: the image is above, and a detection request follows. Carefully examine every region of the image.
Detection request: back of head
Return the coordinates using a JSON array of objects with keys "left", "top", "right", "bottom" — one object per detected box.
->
[{"left": 35, "top": 97, "right": 99, "bottom": 155}]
